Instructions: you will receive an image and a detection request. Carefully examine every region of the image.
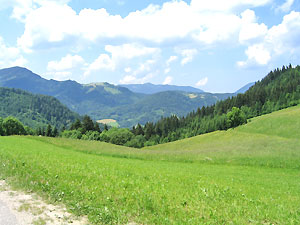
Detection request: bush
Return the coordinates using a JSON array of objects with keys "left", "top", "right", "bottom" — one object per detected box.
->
[
  {"left": 61, "top": 130, "right": 82, "bottom": 139},
  {"left": 81, "top": 131, "right": 101, "bottom": 141},
  {"left": 226, "top": 107, "right": 247, "bottom": 129},
  {"left": 125, "top": 135, "right": 146, "bottom": 148},
  {"left": 2, "top": 117, "right": 26, "bottom": 136}
]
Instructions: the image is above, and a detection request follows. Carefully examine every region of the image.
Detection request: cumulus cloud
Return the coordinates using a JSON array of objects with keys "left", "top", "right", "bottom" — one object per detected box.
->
[
  {"left": 196, "top": 77, "right": 208, "bottom": 87},
  {"left": 238, "top": 11, "right": 300, "bottom": 68},
  {"left": 15, "top": 0, "right": 273, "bottom": 52},
  {"left": 47, "top": 54, "right": 85, "bottom": 71},
  {"left": 239, "top": 9, "right": 268, "bottom": 44},
  {"left": 84, "top": 43, "right": 159, "bottom": 77},
  {"left": 84, "top": 54, "right": 115, "bottom": 77},
  {"left": 163, "top": 76, "right": 173, "bottom": 85},
  {"left": 119, "top": 73, "right": 155, "bottom": 84},
  {"left": 0, "top": 36, "right": 27, "bottom": 68},
  {"left": 119, "top": 60, "right": 157, "bottom": 84},
  {"left": 179, "top": 49, "right": 198, "bottom": 65},
  {"left": 166, "top": 55, "right": 178, "bottom": 66}
]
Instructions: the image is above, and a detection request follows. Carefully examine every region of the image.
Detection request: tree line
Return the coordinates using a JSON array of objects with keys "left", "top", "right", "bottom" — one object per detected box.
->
[{"left": 2, "top": 65, "right": 299, "bottom": 149}]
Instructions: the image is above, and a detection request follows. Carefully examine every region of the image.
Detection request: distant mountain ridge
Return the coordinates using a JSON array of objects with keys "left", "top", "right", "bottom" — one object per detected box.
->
[
  {"left": 120, "top": 83, "right": 204, "bottom": 94},
  {"left": 0, "top": 67, "right": 252, "bottom": 127},
  {"left": 235, "top": 82, "right": 255, "bottom": 94}
]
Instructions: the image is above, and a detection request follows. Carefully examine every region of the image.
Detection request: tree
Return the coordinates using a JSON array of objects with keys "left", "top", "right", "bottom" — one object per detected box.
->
[
  {"left": 46, "top": 124, "right": 52, "bottom": 137},
  {"left": 2, "top": 117, "right": 26, "bottom": 136},
  {"left": 94, "top": 122, "right": 101, "bottom": 133},
  {"left": 53, "top": 126, "right": 59, "bottom": 137},
  {"left": 70, "top": 119, "right": 82, "bottom": 130},
  {"left": 82, "top": 115, "right": 95, "bottom": 133},
  {"left": 0, "top": 117, "right": 4, "bottom": 136},
  {"left": 226, "top": 107, "right": 247, "bottom": 129}
]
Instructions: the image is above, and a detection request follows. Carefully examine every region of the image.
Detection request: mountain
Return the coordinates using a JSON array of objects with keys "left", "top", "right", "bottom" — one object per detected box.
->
[
  {"left": 91, "top": 91, "right": 232, "bottom": 127},
  {"left": 235, "top": 82, "right": 255, "bottom": 94},
  {"left": 0, "top": 67, "right": 232, "bottom": 127},
  {"left": 120, "top": 83, "right": 204, "bottom": 94},
  {"left": 0, "top": 87, "right": 79, "bottom": 128}
]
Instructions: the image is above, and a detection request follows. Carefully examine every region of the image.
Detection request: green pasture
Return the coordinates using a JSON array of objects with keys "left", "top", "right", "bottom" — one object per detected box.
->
[{"left": 1, "top": 106, "right": 300, "bottom": 224}]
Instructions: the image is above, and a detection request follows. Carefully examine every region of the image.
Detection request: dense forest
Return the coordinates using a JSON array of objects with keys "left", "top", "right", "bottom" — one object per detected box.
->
[{"left": 0, "top": 87, "right": 79, "bottom": 129}]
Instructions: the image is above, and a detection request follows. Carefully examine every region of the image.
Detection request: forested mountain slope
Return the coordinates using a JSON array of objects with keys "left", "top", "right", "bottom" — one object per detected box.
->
[{"left": 0, "top": 87, "right": 79, "bottom": 128}]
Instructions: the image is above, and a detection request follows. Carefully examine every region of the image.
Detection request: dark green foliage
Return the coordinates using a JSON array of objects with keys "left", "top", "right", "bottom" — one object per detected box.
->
[
  {"left": 46, "top": 124, "right": 52, "bottom": 137},
  {"left": 82, "top": 115, "right": 95, "bottom": 133},
  {"left": 226, "top": 107, "right": 247, "bottom": 128},
  {"left": 2, "top": 116, "right": 26, "bottom": 135},
  {"left": 0, "top": 87, "right": 79, "bottom": 129},
  {"left": 70, "top": 119, "right": 82, "bottom": 130},
  {"left": 0, "top": 117, "right": 4, "bottom": 136},
  {"left": 100, "top": 128, "right": 134, "bottom": 145}
]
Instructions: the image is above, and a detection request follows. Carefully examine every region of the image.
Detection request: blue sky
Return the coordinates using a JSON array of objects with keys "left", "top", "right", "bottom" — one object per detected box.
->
[{"left": 0, "top": 0, "right": 300, "bottom": 93}]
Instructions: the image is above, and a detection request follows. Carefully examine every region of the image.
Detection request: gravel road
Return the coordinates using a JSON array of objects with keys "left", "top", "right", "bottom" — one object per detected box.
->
[{"left": 0, "top": 199, "right": 18, "bottom": 225}]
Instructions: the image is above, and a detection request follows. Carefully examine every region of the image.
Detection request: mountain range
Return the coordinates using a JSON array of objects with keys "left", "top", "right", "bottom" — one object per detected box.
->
[{"left": 0, "top": 67, "right": 253, "bottom": 127}]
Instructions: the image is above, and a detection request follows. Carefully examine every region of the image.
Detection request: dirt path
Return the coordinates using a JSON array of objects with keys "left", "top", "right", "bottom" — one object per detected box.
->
[{"left": 0, "top": 180, "right": 89, "bottom": 225}]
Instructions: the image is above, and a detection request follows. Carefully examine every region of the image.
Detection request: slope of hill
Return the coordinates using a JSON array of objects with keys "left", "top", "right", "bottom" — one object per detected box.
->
[
  {"left": 0, "top": 87, "right": 79, "bottom": 128},
  {"left": 144, "top": 105, "right": 300, "bottom": 168},
  {"left": 120, "top": 83, "right": 204, "bottom": 94},
  {"left": 0, "top": 67, "right": 233, "bottom": 127},
  {"left": 1, "top": 106, "right": 300, "bottom": 224}
]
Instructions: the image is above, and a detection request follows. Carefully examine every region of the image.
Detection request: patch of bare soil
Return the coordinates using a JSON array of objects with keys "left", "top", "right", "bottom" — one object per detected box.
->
[{"left": 0, "top": 180, "right": 89, "bottom": 225}]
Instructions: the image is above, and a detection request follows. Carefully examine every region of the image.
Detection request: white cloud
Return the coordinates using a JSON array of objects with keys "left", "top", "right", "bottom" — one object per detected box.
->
[
  {"left": 124, "top": 67, "right": 132, "bottom": 73},
  {"left": 164, "top": 68, "right": 171, "bottom": 74},
  {"left": 84, "top": 54, "right": 115, "bottom": 77},
  {"left": 276, "top": 0, "right": 294, "bottom": 13},
  {"left": 238, "top": 11, "right": 300, "bottom": 67},
  {"left": 105, "top": 43, "right": 160, "bottom": 60},
  {"left": 0, "top": 36, "right": 27, "bottom": 68},
  {"left": 237, "top": 44, "right": 271, "bottom": 67},
  {"left": 179, "top": 49, "right": 198, "bottom": 65},
  {"left": 163, "top": 76, "right": 173, "bottom": 85},
  {"left": 16, "top": 0, "right": 274, "bottom": 52},
  {"left": 196, "top": 77, "right": 208, "bottom": 86},
  {"left": 119, "top": 73, "right": 155, "bottom": 84},
  {"left": 119, "top": 60, "right": 157, "bottom": 84},
  {"left": 44, "top": 71, "right": 72, "bottom": 81},
  {"left": 166, "top": 55, "right": 178, "bottom": 66},
  {"left": 239, "top": 9, "right": 268, "bottom": 44},
  {"left": 47, "top": 54, "right": 85, "bottom": 71},
  {"left": 84, "top": 44, "right": 159, "bottom": 77},
  {"left": 190, "top": 0, "right": 271, "bottom": 12}
]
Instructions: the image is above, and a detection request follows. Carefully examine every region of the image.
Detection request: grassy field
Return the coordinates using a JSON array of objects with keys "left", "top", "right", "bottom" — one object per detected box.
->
[{"left": 1, "top": 106, "right": 300, "bottom": 224}]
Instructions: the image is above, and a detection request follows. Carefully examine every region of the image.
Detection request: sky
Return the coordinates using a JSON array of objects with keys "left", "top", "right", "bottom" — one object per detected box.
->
[{"left": 0, "top": 0, "right": 300, "bottom": 93}]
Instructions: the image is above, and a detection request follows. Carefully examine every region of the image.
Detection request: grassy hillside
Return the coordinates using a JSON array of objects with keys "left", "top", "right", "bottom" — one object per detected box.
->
[
  {"left": 0, "top": 87, "right": 79, "bottom": 128},
  {"left": 1, "top": 106, "right": 300, "bottom": 224}
]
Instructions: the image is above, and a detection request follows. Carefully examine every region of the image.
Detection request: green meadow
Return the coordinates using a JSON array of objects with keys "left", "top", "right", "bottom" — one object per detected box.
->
[{"left": 1, "top": 106, "right": 300, "bottom": 224}]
